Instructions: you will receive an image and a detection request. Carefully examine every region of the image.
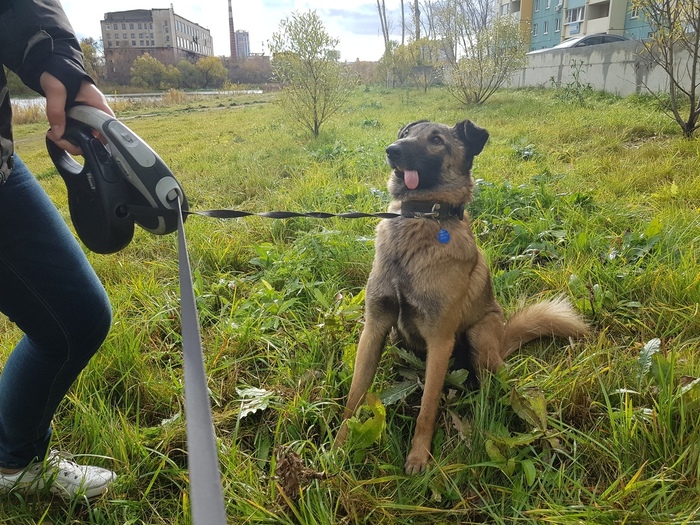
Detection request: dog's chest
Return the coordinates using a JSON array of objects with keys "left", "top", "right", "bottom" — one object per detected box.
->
[{"left": 373, "top": 218, "right": 474, "bottom": 293}]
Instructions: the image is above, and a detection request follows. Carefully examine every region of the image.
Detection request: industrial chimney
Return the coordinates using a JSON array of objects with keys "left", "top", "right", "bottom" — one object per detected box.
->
[{"left": 228, "top": 0, "right": 237, "bottom": 60}]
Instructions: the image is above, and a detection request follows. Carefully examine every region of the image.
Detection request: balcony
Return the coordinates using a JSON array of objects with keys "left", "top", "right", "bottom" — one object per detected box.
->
[{"left": 586, "top": 17, "right": 611, "bottom": 33}]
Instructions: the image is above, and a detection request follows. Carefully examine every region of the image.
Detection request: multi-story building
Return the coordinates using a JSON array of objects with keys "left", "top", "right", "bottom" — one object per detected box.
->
[
  {"left": 235, "top": 30, "right": 250, "bottom": 60},
  {"left": 499, "top": 0, "right": 535, "bottom": 47},
  {"left": 497, "top": 0, "right": 652, "bottom": 52},
  {"left": 101, "top": 8, "right": 213, "bottom": 84}
]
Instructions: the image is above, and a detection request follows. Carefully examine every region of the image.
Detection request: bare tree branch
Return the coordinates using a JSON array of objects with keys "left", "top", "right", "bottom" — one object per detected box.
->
[{"left": 633, "top": 0, "right": 700, "bottom": 136}]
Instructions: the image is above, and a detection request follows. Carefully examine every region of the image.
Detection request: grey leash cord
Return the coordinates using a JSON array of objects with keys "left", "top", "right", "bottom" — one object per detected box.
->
[{"left": 175, "top": 196, "right": 227, "bottom": 525}]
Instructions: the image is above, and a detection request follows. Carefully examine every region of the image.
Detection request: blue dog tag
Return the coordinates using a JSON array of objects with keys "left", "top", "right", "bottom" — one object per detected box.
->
[{"left": 437, "top": 228, "right": 450, "bottom": 244}]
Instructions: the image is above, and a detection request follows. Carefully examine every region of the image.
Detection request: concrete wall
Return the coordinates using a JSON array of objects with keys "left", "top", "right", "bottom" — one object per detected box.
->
[{"left": 509, "top": 40, "right": 686, "bottom": 96}]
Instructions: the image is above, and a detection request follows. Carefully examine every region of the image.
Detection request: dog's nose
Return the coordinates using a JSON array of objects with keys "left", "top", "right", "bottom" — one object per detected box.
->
[{"left": 386, "top": 144, "right": 401, "bottom": 159}]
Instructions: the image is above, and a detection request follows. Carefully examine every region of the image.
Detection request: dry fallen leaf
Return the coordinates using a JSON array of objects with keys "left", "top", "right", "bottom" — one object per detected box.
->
[{"left": 274, "top": 445, "right": 328, "bottom": 506}]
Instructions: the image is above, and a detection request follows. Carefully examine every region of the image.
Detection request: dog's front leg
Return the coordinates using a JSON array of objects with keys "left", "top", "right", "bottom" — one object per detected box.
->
[
  {"left": 404, "top": 335, "right": 454, "bottom": 474},
  {"left": 335, "top": 312, "right": 394, "bottom": 447}
]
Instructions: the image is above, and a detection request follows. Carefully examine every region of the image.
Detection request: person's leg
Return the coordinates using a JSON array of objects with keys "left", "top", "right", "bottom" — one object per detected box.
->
[{"left": 0, "top": 155, "right": 112, "bottom": 470}]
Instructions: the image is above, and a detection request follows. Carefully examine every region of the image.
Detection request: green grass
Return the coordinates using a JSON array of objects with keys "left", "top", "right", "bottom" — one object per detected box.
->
[{"left": 2, "top": 86, "right": 699, "bottom": 523}]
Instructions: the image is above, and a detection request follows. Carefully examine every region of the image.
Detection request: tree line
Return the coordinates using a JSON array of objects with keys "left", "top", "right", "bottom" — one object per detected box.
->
[
  {"left": 77, "top": 37, "right": 272, "bottom": 90},
  {"left": 129, "top": 54, "right": 228, "bottom": 90}
]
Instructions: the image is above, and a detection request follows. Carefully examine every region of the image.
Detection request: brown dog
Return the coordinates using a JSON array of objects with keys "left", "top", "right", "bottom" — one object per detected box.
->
[{"left": 335, "top": 119, "right": 589, "bottom": 474}]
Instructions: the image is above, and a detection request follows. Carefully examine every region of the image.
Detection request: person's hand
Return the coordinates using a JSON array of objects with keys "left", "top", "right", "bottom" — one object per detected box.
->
[{"left": 40, "top": 72, "right": 115, "bottom": 155}]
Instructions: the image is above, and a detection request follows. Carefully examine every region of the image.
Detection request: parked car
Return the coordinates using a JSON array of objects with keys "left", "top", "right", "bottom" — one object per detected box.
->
[{"left": 528, "top": 33, "right": 629, "bottom": 54}]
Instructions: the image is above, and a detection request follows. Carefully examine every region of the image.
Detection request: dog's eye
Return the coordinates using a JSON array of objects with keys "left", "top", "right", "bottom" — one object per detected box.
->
[{"left": 431, "top": 135, "right": 444, "bottom": 145}]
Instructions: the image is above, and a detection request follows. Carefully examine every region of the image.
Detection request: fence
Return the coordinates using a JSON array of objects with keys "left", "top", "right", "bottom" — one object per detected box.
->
[{"left": 509, "top": 40, "right": 692, "bottom": 96}]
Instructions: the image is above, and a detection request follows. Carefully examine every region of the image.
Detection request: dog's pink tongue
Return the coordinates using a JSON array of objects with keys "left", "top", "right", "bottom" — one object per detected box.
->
[{"left": 404, "top": 170, "right": 419, "bottom": 190}]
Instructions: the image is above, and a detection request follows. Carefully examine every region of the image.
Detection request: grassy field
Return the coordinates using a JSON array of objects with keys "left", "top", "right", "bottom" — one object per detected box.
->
[{"left": 1, "top": 86, "right": 699, "bottom": 524}]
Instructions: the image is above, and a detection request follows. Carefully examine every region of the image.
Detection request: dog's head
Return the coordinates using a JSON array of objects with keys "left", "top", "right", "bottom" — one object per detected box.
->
[{"left": 385, "top": 119, "right": 489, "bottom": 201}]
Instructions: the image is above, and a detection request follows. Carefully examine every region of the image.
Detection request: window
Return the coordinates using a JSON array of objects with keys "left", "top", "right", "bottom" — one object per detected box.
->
[
  {"left": 139, "top": 40, "right": 144, "bottom": 46},
  {"left": 565, "top": 6, "right": 584, "bottom": 24},
  {"left": 129, "top": 23, "right": 134, "bottom": 29},
  {"left": 532, "top": 23, "right": 538, "bottom": 36},
  {"left": 131, "top": 33, "right": 135, "bottom": 39},
  {"left": 123, "top": 33, "right": 127, "bottom": 39},
  {"left": 546, "top": 0, "right": 551, "bottom": 8},
  {"left": 138, "top": 23, "right": 142, "bottom": 29},
  {"left": 132, "top": 40, "right": 136, "bottom": 46},
  {"left": 534, "top": 0, "right": 540, "bottom": 11},
  {"left": 121, "top": 23, "right": 126, "bottom": 29},
  {"left": 113, "top": 23, "right": 118, "bottom": 30},
  {"left": 544, "top": 21, "right": 549, "bottom": 34},
  {"left": 555, "top": 18, "right": 561, "bottom": 32},
  {"left": 630, "top": 5, "right": 640, "bottom": 18}
]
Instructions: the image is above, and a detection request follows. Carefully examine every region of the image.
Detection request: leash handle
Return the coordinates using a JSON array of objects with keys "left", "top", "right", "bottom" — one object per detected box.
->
[{"left": 176, "top": 196, "right": 227, "bottom": 524}]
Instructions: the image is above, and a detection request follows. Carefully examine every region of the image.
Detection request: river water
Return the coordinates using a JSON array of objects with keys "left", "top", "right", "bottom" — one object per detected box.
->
[{"left": 11, "top": 89, "right": 263, "bottom": 110}]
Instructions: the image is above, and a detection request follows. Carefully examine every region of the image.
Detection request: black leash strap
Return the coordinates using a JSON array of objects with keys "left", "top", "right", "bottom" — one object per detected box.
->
[
  {"left": 129, "top": 200, "right": 468, "bottom": 223},
  {"left": 191, "top": 209, "right": 403, "bottom": 219},
  {"left": 175, "top": 196, "right": 227, "bottom": 525},
  {"left": 128, "top": 205, "right": 402, "bottom": 221}
]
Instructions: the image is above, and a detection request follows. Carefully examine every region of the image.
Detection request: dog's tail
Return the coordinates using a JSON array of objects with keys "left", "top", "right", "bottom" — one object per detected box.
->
[{"left": 502, "top": 297, "right": 589, "bottom": 358}]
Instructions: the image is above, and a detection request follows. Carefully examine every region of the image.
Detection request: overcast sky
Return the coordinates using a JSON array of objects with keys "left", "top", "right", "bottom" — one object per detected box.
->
[{"left": 61, "top": 0, "right": 405, "bottom": 62}]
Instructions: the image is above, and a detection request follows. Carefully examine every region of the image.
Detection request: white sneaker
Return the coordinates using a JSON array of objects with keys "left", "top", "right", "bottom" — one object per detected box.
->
[{"left": 0, "top": 450, "right": 116, "bottom": 499}]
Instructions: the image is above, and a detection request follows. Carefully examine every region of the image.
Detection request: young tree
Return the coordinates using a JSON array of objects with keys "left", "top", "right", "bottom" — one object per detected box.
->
[
  {"left": 228, "top": 58, "right": 273, "bottom": 85},
  {"left": 409, "top": 38, "right": 441, "bottom": 92},
  {"left": 162, "top": 65, "right": 181, "bottom": 89},
  {"left": 433, "top": 0, "right": 527, "bottom": 104},
  {"left": 176, "top": 60, "right": 200, "bottom": 89},
  {"left": 195, "top": 56, "right": 228, "bottom": 89},
  {"left": 633, "top": 0, "right": 700, "bottom": 137},
  {"left": 388, "top": 41, "right": 414, "bottom": 87},
  {"left": 80, "top": 37, "right": 105, "bottom": 82},
  {"left": 130, "top": 53, "right": 167, "bottom": 89},
  {"left": 268, "top": 10, "right": 357, "bottom": 137},
  {"left": 391, "top": 39, "right": 441, "bottom": 91}
]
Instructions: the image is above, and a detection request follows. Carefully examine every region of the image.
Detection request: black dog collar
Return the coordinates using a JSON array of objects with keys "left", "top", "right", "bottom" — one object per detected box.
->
[{"left": 400, "top": 201, "right": 465, "bottom": 220}]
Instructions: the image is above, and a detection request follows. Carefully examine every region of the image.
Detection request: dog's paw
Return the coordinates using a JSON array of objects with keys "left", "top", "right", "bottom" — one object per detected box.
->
[{"left": 404, "top": 449, "right": 429, "bottom": 474}]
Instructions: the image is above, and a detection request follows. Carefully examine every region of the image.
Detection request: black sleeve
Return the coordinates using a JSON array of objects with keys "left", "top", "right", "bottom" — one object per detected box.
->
[{"left": 0, "top": 0, "right": 93, "bottom": 106}]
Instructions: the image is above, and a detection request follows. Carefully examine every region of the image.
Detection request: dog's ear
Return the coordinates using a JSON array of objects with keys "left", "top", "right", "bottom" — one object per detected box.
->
[
  {"left": 454, "top": 120, "right": 489, "bottom": 156},
  {"left": 397, "top": 120, "right": 429, "bottom": 139}
]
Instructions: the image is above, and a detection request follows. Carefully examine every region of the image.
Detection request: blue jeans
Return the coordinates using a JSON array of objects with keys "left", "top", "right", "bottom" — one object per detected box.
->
[{"left": 0, "top": 155, "right": 111, "bottom": 469}]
